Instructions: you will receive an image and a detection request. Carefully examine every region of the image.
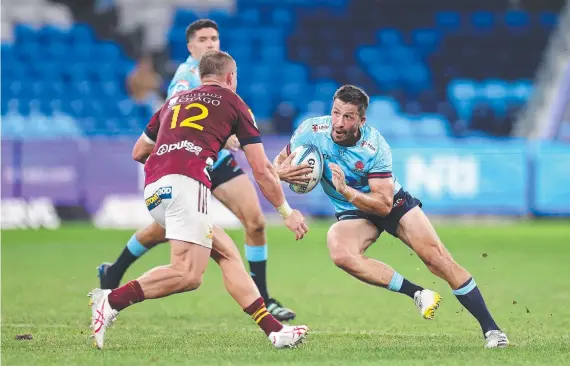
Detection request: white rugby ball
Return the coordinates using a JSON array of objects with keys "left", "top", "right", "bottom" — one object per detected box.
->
[{"left": 288, "top": 144, "right": 324, "bottom": 194}]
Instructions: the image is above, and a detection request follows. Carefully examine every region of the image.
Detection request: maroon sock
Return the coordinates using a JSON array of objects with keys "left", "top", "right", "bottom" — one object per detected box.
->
[
  {"left": 243, "top": 297, "right": 283, "bottom": 336},
  {"left": 107, "top": 280, "right": 145, "bottom": 311}
]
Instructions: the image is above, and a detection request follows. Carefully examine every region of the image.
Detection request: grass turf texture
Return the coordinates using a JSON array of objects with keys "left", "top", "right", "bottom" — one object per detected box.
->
[{"left": 2, "top": 220, "right": 570, "bottom": 365}]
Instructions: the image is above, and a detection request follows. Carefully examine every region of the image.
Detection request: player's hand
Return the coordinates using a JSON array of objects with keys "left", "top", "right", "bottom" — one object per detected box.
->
[
  {"left": 283, "top": 209, "right": 309, "bottom": 240},
  {"left": 329, "top": 163, "right": 348, "bottom": 195},
  {"left": 276, "top": 152, "right": 313, "bottom": 185},
  {"left": 224, "top": 135, "right": 241, "bottom": 152}
]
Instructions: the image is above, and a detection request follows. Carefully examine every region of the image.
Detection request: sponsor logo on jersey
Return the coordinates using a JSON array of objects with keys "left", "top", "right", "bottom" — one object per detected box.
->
[
  {"left": 145, "top": 186, "right": 172, "bottom": 210},
  {"left": 354, "top": 160, "right": 365, "bottom": 172},
  {"left": 189, "top": 66, "right": 198, "bottom": 75},
  {"left": 156, "top": 140, "right": 203, "bottom": 156},
  {"left": 312, "top": 124, "right": 329, "bottom": 133},
  {"left": 360, "top": 140, "right": 377, "bottom": 152}
]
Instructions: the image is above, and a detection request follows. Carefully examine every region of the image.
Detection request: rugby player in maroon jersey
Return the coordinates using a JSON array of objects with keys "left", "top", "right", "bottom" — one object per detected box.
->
[{"left": 88, "top": 51, "right": 309, "bottom": 350}]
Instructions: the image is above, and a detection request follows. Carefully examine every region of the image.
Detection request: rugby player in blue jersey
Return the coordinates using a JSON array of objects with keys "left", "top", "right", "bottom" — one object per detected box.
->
[
  {"left": 274, "top": 85, "right": 509, "bottom": 348},
  {"left": 98, "top": 19, "right": 302, "bottom": 321}
]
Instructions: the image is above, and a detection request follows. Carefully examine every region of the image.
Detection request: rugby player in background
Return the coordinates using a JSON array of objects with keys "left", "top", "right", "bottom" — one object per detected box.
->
[
  {"left": 98, "top": 19, "right": 307, "bottom": 321},
  {"left": 88, "top": 51, "right": 309, "bottom": 349},
  {"left": 274, "top": 85, "right": 509, "bottom": 349}
]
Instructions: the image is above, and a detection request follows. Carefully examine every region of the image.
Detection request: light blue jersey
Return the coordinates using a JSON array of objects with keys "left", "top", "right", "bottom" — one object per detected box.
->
[
  {"left": 167, "top": 55, "right": 231, "bottom": 168},
  {"left": 288, "top": 116, "right": 402, "bottom": 213}
]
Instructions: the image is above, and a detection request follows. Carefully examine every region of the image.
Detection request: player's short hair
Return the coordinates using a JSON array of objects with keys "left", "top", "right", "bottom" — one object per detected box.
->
[
  {"left": 333, "top": 85, "right": 370, "bottom": 118},
  {"left": 186, "top": 19, "right": 219, "bottom": 43},
  {"left": 199, "top": 50, "right": 235, "bottom": 78}
]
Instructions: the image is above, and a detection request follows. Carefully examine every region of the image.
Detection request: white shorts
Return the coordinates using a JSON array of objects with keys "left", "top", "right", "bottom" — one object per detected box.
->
[{"left": 144, "top": 174, "right": 213, "bottom": 249}]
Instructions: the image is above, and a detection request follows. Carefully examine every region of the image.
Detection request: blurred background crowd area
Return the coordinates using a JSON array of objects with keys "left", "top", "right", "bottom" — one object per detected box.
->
[{"left": 2, "top": 0, "right": 569, "bottom": 141}]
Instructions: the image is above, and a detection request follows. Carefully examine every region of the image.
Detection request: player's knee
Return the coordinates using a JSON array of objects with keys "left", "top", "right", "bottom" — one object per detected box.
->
[
  {"left": 244, "top": 214, "right": 266, "bottom": 238},
  {"left": 137, "top": 223, "right": 166, "bottom": 246},
  {"left": 421, "top": 244, "right": 456, "bottom": 274},
  {"left": 327, "top": 233, "right": 357, "bottom": 269},
  {"left": 181, "top": 272, "right": 203, "bottom": 292},
  {"left": 329, "top": 249, "right": 357, "bottom": 269}
]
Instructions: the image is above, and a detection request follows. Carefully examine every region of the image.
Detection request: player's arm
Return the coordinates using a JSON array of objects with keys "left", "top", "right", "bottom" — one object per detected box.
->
[
  {"left": 331, "top": 162, "right": 394, "bottom": 216},
  {"left": 330, "top": 142, "right": 395, "bottom": 217},
  {"left": 132, "top": 135, "right": 154, "bottom": 163},
  {"left": 235, "top": 100, "right": 307, "bottom": 239},
  {"left": 132, "top": 108, "right": 160, "bottom": 163}
]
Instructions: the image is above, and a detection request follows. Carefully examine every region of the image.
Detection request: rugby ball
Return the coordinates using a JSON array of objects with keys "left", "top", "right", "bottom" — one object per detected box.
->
[{"left": 288, "top": 144, "right": 324, "bottom": 194}]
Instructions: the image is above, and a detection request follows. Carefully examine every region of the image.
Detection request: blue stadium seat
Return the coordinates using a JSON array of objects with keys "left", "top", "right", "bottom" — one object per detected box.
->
[
  {"left": 471, "top": 11, "right": 495, "bottom": 31},
  {"left": 376, "top": 29, "right": 402, "bottom": 46},
  {"left": 271, "top": 8, "right": 294, "bottom": 27},
  {"left": 411, "top": 29, "right": 441, "bottom": 55},
  {"left": 70, "top": 24, "right": 95, "bottom": 44},
  {"left": 14, "top": 24, "right": 37, "bottom": 44},
  {"left": 368, "top": 97, "right": 399, "bottom": 120},
  {"left": 481, "top": 79, "right": 508, "bottom": 113},
  {"left": 435, "top": 11, "right": 461, "bottom": 33},
  {"left": 313, "top": 80, "right": 339, "bottom": 100},
  {"left": 238, "top": 8, "right": 261, "bottom": 25},
  {"left": 368, "top": 65, "right": 399, "bottom": 90},
  {"left": 509, "top": 80, "right": 533, "bottom": 103},
  {"left": 539, "top": 12, "right": 558, "bottom": 29},
  {"left": 505, "top": 10, "right": 530, "bottom": 30},
  {"left": 415, "top": 114, "right": 450, "bottom": 138}
]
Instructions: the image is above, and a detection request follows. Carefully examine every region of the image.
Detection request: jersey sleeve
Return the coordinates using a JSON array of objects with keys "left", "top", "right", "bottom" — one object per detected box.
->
[
  {"left": 368, "top": 139, "right": 393, "bottom": 179},
  {"left": 167, "top": 63, "right": 201, "bottom": 98},
  {"left": 142, "top": 108, "right": 161, "bottom": 144},
  {"left": 287, "top": 118, "right": 318, "bottom": 155},
  {"left": 234, "top": 97, "right": 261, "bottom": 146}
]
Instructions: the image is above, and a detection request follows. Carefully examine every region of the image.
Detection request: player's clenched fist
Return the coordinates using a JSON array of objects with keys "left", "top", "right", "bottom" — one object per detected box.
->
[
  {"left": 329, "top": 163, "right": 348, "bottom": 195},
  {"left": 283, "top": 209, "right": 309, "bottom": 240}
]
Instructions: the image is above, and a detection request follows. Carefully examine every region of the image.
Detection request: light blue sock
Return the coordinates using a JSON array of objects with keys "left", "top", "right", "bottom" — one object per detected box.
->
[
  {"left": 244, "top": 244, "right": 268, "bottom": 262},
  {"left": 244, "top": 244, "right": 269, "bottom": 299},
  {"left": 387, "top": 272, "right": 404, "bottom": 292},
  {"left": 126, "top": 234, "right": 148, "bottom": 258}
]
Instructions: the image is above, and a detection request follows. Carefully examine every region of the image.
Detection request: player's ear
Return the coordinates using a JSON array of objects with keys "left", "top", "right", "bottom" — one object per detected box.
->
[{"left": 360, "top": 115, "right": 367, "bottom": 126}]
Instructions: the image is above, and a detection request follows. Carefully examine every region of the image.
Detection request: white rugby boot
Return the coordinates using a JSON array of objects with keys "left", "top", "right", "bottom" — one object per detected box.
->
[
  {"left": 268, "top": 325, "right": 309, "bottom": 348},
  {"left": 485, "top": 330, "right": 509, "bottom": 348},
  {"left": 88, "top": 288, "right": 118, "bottom": 349},
  {"left": 414, "top": 289, "right": 442, "bottom": 320}
]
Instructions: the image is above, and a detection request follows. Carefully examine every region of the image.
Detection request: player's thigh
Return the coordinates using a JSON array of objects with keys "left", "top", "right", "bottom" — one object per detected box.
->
[
  {"left": 327, "top": 219, "right": 380, "bottom": 260},
  {"left": 136, "top": 221, "right": 167, "bottom": 246},
  {"left": 395, "top": 206, "right": 452, "bottom": 265},
  {"left": 210, "top": 225, "right": 242, "bottom": 264},
  {"left": 170, "top": 238, "right": 212, "bottom": 277},
  {"left": 145, "top": 174, "right": 214, "bottom": 250},
  {"left": 213, "top": 174, "right": 265, "bottom": 227}
]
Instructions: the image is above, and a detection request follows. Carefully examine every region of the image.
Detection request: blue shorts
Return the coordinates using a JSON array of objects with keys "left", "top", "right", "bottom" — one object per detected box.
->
[
  {"left": 210, "top": 153, "right": 245, "bottom": 191},
  {"left": 334, "top": 189, "right": 422, "bottom": 237}
]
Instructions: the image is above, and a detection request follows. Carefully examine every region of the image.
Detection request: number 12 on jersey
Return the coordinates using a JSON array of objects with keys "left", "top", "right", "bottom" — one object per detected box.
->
[{"left": 170, "top": 103, "right": 208, "bottom": 131}]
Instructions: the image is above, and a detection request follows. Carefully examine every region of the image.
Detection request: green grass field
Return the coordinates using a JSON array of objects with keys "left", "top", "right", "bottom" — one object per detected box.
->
[{"left": 2, "top": 220, "right": 570, "bottom": 365}]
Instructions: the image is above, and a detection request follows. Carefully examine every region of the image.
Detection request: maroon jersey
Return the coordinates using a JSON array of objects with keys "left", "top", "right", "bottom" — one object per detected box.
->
[{"left": 143, "top": 84, "right": 261, "bottom": 188}]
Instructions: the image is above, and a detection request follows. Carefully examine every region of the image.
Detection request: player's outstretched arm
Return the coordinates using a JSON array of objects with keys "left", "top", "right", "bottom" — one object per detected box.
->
[
  {"left": 273, "top": 146, "right": 313, "bottom": 185},
  {"left": 329, "top": 163, "right": 394, "bottom": 217},
  {"left": 242, "top": 143, "right": 308, "bottom": 240}
]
